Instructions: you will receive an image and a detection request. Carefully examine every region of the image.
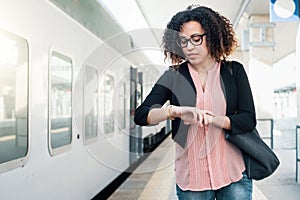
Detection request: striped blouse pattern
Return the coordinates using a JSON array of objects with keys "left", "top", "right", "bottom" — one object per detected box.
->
[{"left": 175, "top": 62, "right": 245, "bottom": 191}]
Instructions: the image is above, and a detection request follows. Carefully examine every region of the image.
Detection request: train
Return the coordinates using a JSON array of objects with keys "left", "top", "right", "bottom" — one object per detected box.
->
[{"left": 0, "top": 0, "right": 170, "bottom": 199}]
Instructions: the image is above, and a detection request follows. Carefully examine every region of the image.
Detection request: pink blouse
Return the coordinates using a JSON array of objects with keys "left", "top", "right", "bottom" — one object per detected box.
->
[{"left": 175, "top": 62, "right": 245, "bottom": 191}]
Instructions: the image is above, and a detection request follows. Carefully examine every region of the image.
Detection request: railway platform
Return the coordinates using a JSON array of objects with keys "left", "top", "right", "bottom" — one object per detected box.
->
[{"left": 107, "top": 135, "right": 300, "bottom": 200}]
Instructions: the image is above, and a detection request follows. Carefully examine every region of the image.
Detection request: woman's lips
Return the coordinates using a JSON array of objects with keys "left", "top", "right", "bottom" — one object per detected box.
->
[{"left": 187, "top": 53, "right": 198, "bottom": 59}]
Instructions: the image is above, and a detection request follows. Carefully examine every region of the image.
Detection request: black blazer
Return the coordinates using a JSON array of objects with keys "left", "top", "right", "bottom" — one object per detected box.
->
[{"left": 134, "top": 61, "right": 256, "bottom": 148}]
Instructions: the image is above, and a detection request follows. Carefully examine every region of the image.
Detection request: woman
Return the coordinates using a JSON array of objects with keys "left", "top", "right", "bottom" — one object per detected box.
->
[{"left": 134, "top": 5, "right": 256, "bottom": 200}]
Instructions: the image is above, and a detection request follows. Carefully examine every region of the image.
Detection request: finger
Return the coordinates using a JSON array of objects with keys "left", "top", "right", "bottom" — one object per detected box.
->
[
  {"left": 197, "top": 121, "right": 203, "bottom": 127},
  {"left": 197, "top": 111, "right": 204, "bottom": 125},
  {"left": 204, "top": 110, "right": 215, "bottom": 116},
  {"left": 203, "top": 114, "right": 208, "bottom": 125},
  {"left": 192, "top": 109, "right": 198, "bottom": 122}
]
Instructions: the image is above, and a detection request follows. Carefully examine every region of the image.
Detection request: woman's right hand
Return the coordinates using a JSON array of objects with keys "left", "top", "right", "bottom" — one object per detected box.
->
[{"left": 169, "top": 106, "right": 215, "bottom": 126}]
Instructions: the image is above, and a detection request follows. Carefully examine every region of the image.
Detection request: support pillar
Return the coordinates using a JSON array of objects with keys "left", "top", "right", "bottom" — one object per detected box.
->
[
  {"left": 296, "top": 20, "right": 300, "bottom": 183},
  {"left": 248, "top": 15, "right": 275, "bottom": 145},
  {"left": 248, "top": 15, "right": 275, "bottom": 119}
]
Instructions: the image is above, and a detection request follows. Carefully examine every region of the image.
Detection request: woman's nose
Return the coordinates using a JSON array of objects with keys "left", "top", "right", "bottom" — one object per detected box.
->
[{"left": 186, "top": 41, "right": 195, "bottom": 50}]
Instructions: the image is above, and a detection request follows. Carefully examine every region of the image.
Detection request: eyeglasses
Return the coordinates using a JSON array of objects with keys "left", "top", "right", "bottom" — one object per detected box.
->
[{"left": 176, "top": 33, "right": 206, "bottom": 48}]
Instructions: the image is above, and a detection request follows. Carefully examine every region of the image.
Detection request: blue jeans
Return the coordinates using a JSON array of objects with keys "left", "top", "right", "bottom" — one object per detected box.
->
[{"left": 176, "top": 172, "right": 252, "bottom": 200}]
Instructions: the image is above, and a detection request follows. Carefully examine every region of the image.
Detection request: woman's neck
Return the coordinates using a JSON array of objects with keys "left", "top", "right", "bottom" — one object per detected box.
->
[{"left": 191, "top": 58, "right": 216, "bottom": 74}]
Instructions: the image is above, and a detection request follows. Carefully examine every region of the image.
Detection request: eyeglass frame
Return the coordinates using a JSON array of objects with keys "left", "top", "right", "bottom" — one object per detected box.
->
[{"left": 176, "top": 33, "right": 207, "bottom": 48}]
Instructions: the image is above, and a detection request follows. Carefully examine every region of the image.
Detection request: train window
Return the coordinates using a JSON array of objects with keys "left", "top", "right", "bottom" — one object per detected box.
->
[
  {"left": 48, "top": 51, "right": 72, "bottom": 155},
  {"left": 100, "top": 74, "right": 114, "bottom": 134},
  {"left": 0, "top": 29, "right": 29, "bottom": 171},
  {"left": 129, "top": 80, "right": 136, "bottom": 129},
  {"left": 83, "top": 66, "right": 98, "bottom": 142},
  {"left": 117, "top": 82, "right": 126, "bottom": 130}
]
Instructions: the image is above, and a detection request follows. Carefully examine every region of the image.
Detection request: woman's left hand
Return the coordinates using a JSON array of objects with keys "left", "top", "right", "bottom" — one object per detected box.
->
[{"left": 170, "top": 106, "right": 215, "bottom": 126}]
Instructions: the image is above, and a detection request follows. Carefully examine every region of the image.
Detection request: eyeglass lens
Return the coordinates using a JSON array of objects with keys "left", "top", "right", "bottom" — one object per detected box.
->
[{"left": 177, "top": 33, "right": 206, "bottom": 47}]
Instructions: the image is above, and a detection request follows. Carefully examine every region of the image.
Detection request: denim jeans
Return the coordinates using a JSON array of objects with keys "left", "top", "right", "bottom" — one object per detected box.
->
[{"left": 176, "top": 172, "right": 252, "bottom": 200}]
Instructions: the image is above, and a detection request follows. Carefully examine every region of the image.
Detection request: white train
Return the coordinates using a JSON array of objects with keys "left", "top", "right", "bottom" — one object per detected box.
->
[{"left": 0, "top": 0, "right": 169, "bottom": 199}]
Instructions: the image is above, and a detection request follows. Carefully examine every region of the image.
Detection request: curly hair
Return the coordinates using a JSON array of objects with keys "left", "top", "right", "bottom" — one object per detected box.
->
[{"left": 162, "top": 5, "right": 238, "bottom": 66}]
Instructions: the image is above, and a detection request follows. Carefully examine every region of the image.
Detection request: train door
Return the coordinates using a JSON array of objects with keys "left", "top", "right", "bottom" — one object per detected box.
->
[
  {"left": 137, "top": 72, "right": 143, "bottom": 157},
  {"left": 129, "top": 67, "right": 143, "bottom": 164}
]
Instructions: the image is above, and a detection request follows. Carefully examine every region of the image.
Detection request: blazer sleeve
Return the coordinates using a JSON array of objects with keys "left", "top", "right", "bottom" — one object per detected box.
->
[
  {"left": 134, "top": 69, "right": 173, "bottom": 126},
  {"left": 227, "top": 62, "right": 256, "bottom": 134}
]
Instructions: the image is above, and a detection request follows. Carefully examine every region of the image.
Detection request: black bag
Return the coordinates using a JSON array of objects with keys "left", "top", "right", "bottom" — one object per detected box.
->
[
  {"left": 223, "top": 61, "right": 280, "bottom": 180},
  {"left": 226, "top": 128, "right": 280, "bottom": 180}
]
